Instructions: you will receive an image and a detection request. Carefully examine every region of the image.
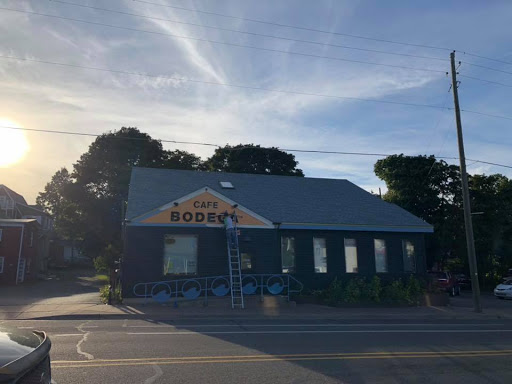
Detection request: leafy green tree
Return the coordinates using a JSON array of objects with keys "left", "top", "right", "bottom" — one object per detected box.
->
[
  {"left": 204, "top": 144, "right": 304, "bottom": 176},
  {"left": 162, "top": 149, "right": 203, "bottom": 170},
  {"left": 374, "top": 154, "right": 464, "bottom": 267},
  {"left": 37, "top": 127, "right": 204, "bottom": 257}
]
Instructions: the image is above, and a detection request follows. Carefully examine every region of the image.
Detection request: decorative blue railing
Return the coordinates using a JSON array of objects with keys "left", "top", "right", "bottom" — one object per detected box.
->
[{"left": 132, "top": 274, "right": 304, "bottom": 305}]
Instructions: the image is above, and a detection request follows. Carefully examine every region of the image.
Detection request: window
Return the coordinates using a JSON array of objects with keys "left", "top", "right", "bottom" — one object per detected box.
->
[
  {"left": 402, "top": 240, "right": 416, "bottom": 273},
  {"left": 374, "top": 239, "right": 388, "bottom": 273},
  {"left": 344, "top": 238, "right": 358, "bottom": 273},
  {"left": 281, "top": 236, "right": 295, "bottom": 273},
  {"left": 240, "top": 253, "right": 252, "bottom": 270},
  {"left": 219, "top": 181, "right": 234, "bottom": 189},
  {"left": 0, "top": 257, "right": 4, "bottom": 274},
  {"left": 29, "top": 231, "right": 34, "bottom": 247},
  {"left": 163, "top": 235, "right": 198, "bottom": 275},
  {"left": 0, "top": 196, "right": 5, "bottom": 208},
  {"left": 313, "top": 237, "right": 327, "bottom": 273},
  {"left": 0, "top": 228, "right": 3, "bottom": 242}
]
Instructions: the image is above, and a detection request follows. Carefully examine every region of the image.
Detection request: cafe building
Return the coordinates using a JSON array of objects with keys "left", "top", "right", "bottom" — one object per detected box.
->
[{"left": 122, "top": 167, "right": 433, "bottom": 295}]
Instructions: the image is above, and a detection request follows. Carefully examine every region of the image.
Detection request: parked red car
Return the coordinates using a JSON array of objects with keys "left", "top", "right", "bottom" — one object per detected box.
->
[{"left": 428, "top": 271, "right": 461, "bottom": 296}]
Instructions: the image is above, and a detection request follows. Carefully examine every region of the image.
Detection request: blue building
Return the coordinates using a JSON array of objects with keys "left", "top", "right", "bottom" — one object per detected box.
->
[{"left": 123, "top": 167, "right": 433, "bottom": 296}]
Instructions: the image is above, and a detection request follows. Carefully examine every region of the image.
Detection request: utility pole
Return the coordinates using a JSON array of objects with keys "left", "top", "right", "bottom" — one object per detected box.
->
[{"left": 450, "top": 51, "right": 482, "bottom": 313}]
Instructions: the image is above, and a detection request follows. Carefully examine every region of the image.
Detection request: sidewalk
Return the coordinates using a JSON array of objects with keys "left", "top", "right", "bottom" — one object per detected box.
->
[{"left": 2, "top": 299, "right": 511, "bottom": 321}]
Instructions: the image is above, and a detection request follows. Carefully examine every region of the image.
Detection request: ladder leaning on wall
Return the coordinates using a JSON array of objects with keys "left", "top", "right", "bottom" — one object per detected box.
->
[{"left": 226, "top": 212, "right": 244, "bottom": 309}]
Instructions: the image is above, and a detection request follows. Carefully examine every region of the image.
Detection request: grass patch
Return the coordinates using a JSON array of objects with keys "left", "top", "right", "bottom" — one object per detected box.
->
[{"left": 95, "top": 274, "right": 109, "bottom": 283}]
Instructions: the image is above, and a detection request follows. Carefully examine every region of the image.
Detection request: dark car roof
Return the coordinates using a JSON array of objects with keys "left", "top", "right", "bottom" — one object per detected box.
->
[
  {"left": 126, "top": 167, "right": 433, "bottom": 232},
  {"left": 0, "top": 326, "right": 41, "bottom": 368}
]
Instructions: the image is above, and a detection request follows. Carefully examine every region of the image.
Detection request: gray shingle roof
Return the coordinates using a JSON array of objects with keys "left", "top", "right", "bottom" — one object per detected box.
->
[{"left": 126, "top": 167, "right": 432, "bottom": 231}]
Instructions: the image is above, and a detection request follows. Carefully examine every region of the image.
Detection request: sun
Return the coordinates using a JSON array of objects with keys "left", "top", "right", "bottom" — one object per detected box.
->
[{"left": 0, "top": 119, "right": 30, "bottom": 167}]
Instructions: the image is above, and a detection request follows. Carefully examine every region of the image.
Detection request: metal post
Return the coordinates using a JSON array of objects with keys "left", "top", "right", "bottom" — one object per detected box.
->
[{"left": 450, "top": 50, "right": 482, "bottom": 313}]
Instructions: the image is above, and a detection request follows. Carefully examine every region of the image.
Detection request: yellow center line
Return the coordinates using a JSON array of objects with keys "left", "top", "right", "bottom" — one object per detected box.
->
[{"left": 51, "top": 350, "right": 512, "bottom": 368}]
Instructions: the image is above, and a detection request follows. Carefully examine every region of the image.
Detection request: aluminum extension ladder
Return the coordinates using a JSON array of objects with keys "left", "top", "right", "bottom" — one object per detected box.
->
[{"left": 226, "top": 214, "right": 244, "bottom": 309}]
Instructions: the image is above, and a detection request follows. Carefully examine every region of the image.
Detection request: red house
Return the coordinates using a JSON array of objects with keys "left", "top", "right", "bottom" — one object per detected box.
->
[{"left": 0, "top": 219, "right": 40, "bottom": 285}]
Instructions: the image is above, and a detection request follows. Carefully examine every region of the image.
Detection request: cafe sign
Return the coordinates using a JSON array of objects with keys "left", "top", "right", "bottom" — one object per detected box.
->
[{"left": 139, "top": 188, "right": 273, "bottom": 228}]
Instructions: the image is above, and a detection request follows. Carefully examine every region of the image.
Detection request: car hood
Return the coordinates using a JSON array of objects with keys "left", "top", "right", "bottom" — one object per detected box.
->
[
  {"left": 496, "top": 284, "right": 512, "bottom": 290},
  {"left": 0, "top": 325, "right": 42, "bottom": 368}
]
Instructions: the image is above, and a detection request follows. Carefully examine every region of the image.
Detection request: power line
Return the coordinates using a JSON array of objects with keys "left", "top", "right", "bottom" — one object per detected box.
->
[
  {"left": 0, "top": 54, "right": 451, "bottom": 110},
  {"left": 2, "top": 125, "right": 511, "bottom": 169},
  {"left": 132, "top": 0, "right": 452, "bottom": 52},
  {"left": 4, "top": 53, "right": 512, "bottom": 121},
  {"left": 48, "top": 0, "right": 448, "bottom": 63},
  {"left": 463, "top": 51, "right": 512, "bottom": 67},
  {"left": 459, "top": 74, "right": 512, "bottom": 88},
  {"left": 460, "top": 109, "right": 512, "bottom": 121},
  {"left": 0, "top": 7, "right": 447, "bottom": 73},
  {"left": 462, "top": 61, "right": 512, "bottom": 76}
]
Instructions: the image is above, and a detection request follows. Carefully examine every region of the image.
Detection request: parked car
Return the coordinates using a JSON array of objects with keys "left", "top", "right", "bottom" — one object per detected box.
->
[
  {"left": 0, "top": 325, "right": 52, "bottom": 383},
  {"left": 455, "top": 273, "right": 472, "bottom": 289},
  {"left": 428, "top": 271, "right": 460, "bottom": 296},
  {"left": 494, "top": 279, "right": 512, "bottom": 300},
  {"left": 502, "top": 268, "right": 512, "bottom": 282}
]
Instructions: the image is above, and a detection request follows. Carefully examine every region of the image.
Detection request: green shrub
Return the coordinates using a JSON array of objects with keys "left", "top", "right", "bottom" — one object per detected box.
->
[
  {"left": 324, "top": 278, "right": 343, "bottom": 306},
  {"left": 342, "top": 278, "right": 362, "bottom": 303},
  {"left": 364, "top": 276, "right": 382, "bottom": 303},
  {"left": 382, "top": 279, "right": 408, "bottom": 304},
  {"left": 99, "top": 284, "right": 122, "bottom": 304},
  {"left": 405, "top": 275, "right": 423, "bottom": 305}
]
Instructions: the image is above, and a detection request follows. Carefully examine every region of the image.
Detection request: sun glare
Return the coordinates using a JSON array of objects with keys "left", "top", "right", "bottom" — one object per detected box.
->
[{"left": 0, "top": 119, "right": 30, "bottom": 167}]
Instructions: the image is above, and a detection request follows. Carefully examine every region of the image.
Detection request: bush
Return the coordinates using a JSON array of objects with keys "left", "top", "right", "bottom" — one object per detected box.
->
[
  {"left": 324, "top": 278, "right": 343, "bottom": 306},
  {"left": 405, "top": 275, "right": 423, "bottom": 305},
  {"left": 364, "top": 276, "right": 382, "bottom": 303},
  {"left": 99, "top": 284, "right": 122, "bottom": 304},
  {"left": 382, "top": 279, "right": 408, "bottom": 304},
  {"left": 342, "top": 278, "right": 363, "bottom": 303}
]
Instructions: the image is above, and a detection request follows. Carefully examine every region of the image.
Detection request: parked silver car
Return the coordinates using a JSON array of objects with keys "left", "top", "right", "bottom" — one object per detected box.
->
[{"left": 494, "top": 279, "right": 512, "bottom": 300}]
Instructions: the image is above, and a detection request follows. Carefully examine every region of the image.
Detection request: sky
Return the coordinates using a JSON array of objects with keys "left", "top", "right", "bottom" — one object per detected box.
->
[{"left": 0, "top": 0, "right": 511, "bottom": 204}]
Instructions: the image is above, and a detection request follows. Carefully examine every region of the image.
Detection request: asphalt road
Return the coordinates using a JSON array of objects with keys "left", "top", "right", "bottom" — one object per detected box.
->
[{"left": 4, "top": 317, "right": 512, "bottom": 384}]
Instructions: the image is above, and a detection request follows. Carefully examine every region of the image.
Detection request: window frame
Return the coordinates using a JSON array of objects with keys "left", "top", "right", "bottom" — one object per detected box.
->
[
  {"left": 280, "top": 236, "right": 296, "bottom": 274},
  {"left": 374, "top": 239, "right": 388, "bottom": 273},
  {"left": 240, "top": 252, "right": 253, "bottom": 271},
  {"left": 0, "top": 257, "right": 4, "bottom": 274},
  {"left": 344, "top": 238, "right": 358, "bottom": 273},
  {"left": 313, "top": 237, "right": 328, "bottom": 273},
  {"left": 163, "top": 234, "right": 199, "bottom": 276},
  {"left": 402, "top": 240, "right": 416, "bottom": 273},
  {"left": 0, "top": 228, "right": 3, "bottom": 242}
]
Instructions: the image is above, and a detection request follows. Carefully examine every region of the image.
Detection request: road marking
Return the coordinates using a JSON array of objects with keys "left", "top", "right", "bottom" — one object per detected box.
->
[
  {"left": 51, "top": 350, "right": 512, "bottom": 369},
  {"left": 52, "top": 334, "right": 84, "bottom": 337},
  {"left": 144, "top": 363, "right": 163, "bottom": 384},
  {"left": 51, "top": 349, "right": 512, "bottom": 364},
  {"left": 125, "top": 329, "right": 512, "bottom": 335},
  {"left": 123, "top": 323, "right": 504, "bottom": 328},
  {"left": 76, "top": 321, "right": 94, "bottom": 360}
]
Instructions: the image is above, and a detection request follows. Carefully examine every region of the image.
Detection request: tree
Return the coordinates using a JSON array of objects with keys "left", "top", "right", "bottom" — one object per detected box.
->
[
  {"left": 374, "top": 154, "right": 512, "bottom": 285},
  {"left": 204, "top": 144, "right": 304, "bottom": 176},
  {"left": 36, "top": 168, "right": 83, "bottom": 240},
  {"left": 374, "top": 155, "right": 464, "bottom": 268},
  {"left": 37, "top": 127, "right": 203, "bottom": 257},
  {"left": 162, "top": 149, "right": 203, "bottom": 170}
]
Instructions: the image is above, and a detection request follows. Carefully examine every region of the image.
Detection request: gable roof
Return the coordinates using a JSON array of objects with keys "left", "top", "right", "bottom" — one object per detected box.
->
[
  {"left": 17, "top": 203, "right": 50, "bottom": 218},
  {"left": 126, "top": 167, "right": 433, "bottom": 232},
  {"left": 0, "top": 184, "right": 28, "bottom": 205}
]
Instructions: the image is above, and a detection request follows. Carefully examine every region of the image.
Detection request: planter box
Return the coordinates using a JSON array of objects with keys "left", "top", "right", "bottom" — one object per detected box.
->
[{"left": 421, "top": 292, "right": 449, "bottom": 306}]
